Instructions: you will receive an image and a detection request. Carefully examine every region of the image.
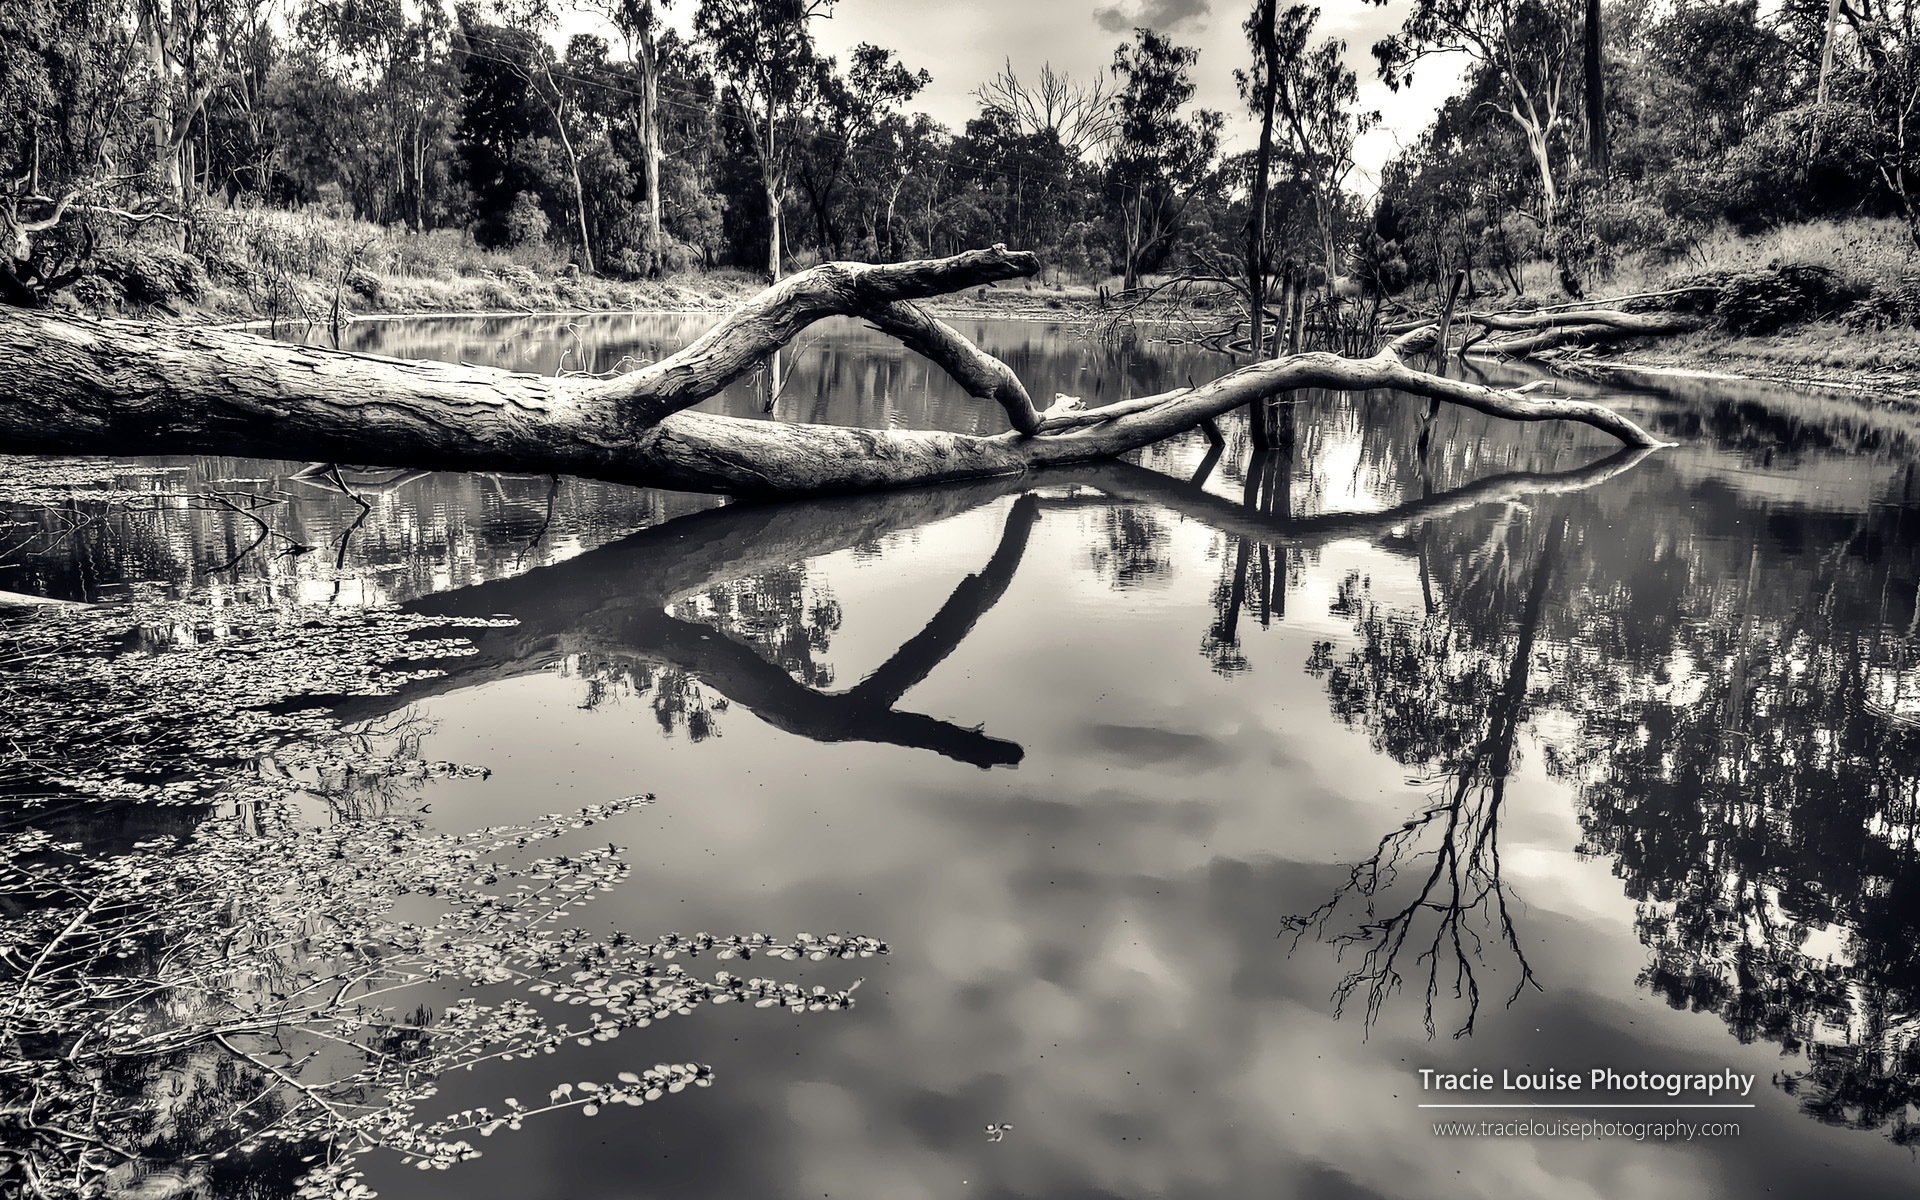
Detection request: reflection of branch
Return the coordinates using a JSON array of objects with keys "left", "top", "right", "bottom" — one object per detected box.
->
[
  {"left": 1057, "top": 448, "right": 1650, "bottom": 551},
  {"left": 846, "top": 495, "right": 1038, "bottom": 708},
  {"left": 1287, "top": 522, "right": 1563, "bottom": 1037},
  {"left": 199, "top": 492, "right": 307, "bottom": 574},
  {"left": 345, "top": 485, "right": 1036, "bottom": 767},
  {"left": 336, "top": 453, "right": 1640, "bottom": 770}
]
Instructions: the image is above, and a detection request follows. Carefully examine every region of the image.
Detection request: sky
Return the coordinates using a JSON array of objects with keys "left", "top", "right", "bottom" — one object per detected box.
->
[{"left": 609, "top": 0, "right": 1468, "bottom": 192}]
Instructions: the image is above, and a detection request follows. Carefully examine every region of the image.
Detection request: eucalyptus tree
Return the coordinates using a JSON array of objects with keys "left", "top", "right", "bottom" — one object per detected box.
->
[
  {"left": 1107, "top": 27, "right": 1223, "bottom": 290},
  {"left": 1370, "top": 0, "right": 1583, "bottom": 226},
  {"left": 490, "top": 0, "right": 602, "bottom": 273},
  {"left": 277, "top": 0, "right": 458, "bottom": 228},
  {"left": 793, "top": 43, "right": 928, "bottom": 260},
  {"left": 694, "top": 0, "right": 837, "bottom": 280},
  {"left": 1269, "top": 6, "right": 1374, "bottom": 309},
  {"left": 0, "top": 0, "right": 150, "bottom": 301},
  {"left": 583, "top": 0, "right": 670, "bottom": 274}
]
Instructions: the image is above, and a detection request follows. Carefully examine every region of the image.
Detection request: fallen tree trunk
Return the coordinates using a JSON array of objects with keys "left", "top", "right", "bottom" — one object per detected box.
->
[
  {"left": 1389, "top": 306, "right": 1709, "bottom": 361},
  {"left": 0, "top": 247, "right": 1665, "bottom": 498},
  {"left": 1458, "top": 308, "right": 1708, "bottom": 356}
]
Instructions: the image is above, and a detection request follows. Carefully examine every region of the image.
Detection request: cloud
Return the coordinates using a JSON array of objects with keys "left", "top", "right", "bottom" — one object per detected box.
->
[{"left": 1093, "top": 0, "right": 1212, "bottom": 35}]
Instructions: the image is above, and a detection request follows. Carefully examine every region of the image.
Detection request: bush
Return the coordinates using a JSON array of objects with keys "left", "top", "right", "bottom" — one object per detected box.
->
[
  {"left": 1844, "top": 273, "right": 1920, "bottom": 330},
  {"left": 344, "top": 266, "right": 384, "bottom": 305},
  {"left": 503, "top": 192, "right": 549, "bottom": 249},
  {"left": 488, "top": 263, "right": 540, "bottom": 292},
  {"left": 95, "top": 246, "right": 206, "bottom": 306},
  {"left": 1711, "top": 104, "right": 1881, "bottom": 232},
  {"left": 66, "top": 274, "right": 124, "bottom": 311},
  {"left": 1714, "top": 263, "right": 1863, "bottom": 334}
]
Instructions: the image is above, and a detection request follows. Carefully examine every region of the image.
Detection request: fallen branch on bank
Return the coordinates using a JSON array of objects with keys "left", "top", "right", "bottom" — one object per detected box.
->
[
  {"left": 0, "top": 246, "right": 1665, "bottom": 498},
  {"left": 1384, "top": 286, "right": 1716, "bottom": 362}
]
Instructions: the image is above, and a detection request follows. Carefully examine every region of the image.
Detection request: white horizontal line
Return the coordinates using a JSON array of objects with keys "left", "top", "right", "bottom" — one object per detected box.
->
[{"left": 1418, "top": 1104, "right": 1755, "bottom": 1109}]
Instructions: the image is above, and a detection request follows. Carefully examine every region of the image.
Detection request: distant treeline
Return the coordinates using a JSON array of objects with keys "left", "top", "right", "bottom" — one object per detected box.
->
[{"left": 3, "top": 0, "right": 1918, "bottom": 308}]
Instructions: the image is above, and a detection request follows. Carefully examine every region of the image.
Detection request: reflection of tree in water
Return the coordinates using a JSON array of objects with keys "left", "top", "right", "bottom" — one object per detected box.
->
[
  {"left": 566, "top": 654, "right": 734, "bottom": 741},
  {"left": 0, "top": 457, "right": 671, "bottom": 605},
  {"left": 1201, "top": 452, "right": 1299, "bottom": 677},
  {"left": 675, "top": 564, "right": 843, "bottom": 689},
  {"left": 1084, "top": 506, "right": 1173, "bottom": 591},
  {"left": 1291, "top": 521, "right": 1561, "bottom": 1037},
  {"left": 1549, "top": 500, "right": 1920, "bottom": 1146},
  {"left": 561, "top": 562, "right": 842, "bottom": 741},
  {"left": 1296, "top": 467, "right": 1920, "bottom": 1145}
]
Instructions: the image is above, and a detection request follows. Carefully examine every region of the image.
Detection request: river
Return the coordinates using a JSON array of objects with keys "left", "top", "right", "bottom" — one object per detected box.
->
[{"left": 3, "top": 313, "right": 1919, "bottom": 1198}]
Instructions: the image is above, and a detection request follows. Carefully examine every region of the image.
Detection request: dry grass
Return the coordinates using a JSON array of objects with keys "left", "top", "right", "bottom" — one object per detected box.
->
[{"left": 70, "top": 202, "right": 761, "bottom": 323}]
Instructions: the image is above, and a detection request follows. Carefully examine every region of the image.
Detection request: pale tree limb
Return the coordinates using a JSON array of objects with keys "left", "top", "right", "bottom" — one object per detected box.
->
[
  {"left": 1387, "top": 306, "right": 1709, "bottom": 361},
  {"left": 0, "top": 247, "right": 1665, "bottom": 499}
]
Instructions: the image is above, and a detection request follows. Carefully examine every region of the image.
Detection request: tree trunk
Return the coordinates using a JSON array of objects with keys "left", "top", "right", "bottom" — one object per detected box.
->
[
  {"left": 1584, "top": 0, "right": 1607, "bottom": 182},
  {"left": 767, "top": 172, "right": 783, "bottom": 282},
  {"left": 1245, "top": 0, "right": 1280, "bottom": 446},
  {"left": 1520, "top": 119, "right": 1559, "bottom": 229},
  {"left": 530, "top": 68, "right": 595, "bottom": 276},
  {"left": 642, "top": 36, "right": 664, "bottom": 276},
  {"left": 0, "top": 248, "right": 1664, "bottom": 500}
]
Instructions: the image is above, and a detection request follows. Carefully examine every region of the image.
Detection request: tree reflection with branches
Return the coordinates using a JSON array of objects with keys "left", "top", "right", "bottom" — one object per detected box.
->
[{"left": 1288, "top": 520, "right": 1561, "bottom": 1037}]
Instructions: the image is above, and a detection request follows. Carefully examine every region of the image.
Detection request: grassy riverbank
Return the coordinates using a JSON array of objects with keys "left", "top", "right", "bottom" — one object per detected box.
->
[
  {"left": 56, "top": 205, "right": 765, "bottom": 323},
  {"left": 1398, "top": 216, "right": 1920, "bottom": 400},
  {"left": 47, "top": 205, "right": 1920, "bottom": 400},
  {"left": 51, "top": 204, "right": 1113, "bottom": 328}
]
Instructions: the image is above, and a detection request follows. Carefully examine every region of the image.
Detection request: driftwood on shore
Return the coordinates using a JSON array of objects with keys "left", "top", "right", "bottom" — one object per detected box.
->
[
  {"left": 1384, "top": 287, "right": 1715, "bottom": 363},
  {"left": 0, "top": 246, "right": 1664, "bottom": 498}
]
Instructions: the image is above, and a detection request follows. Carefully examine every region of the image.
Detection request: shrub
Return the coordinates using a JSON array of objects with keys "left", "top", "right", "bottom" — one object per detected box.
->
[
  {"left": 344, "top": 266, "right": 384, "bottom": 304},
  {"left": 95, "top": 246, "right": 206, "bottom": 306},
  {"left": 67, "top": 273, "right": 124, "bottom": 311},
  {"left": 503, "top": 191, "right": 549, "bottom": 249},
  {"left": 1714, "top": 263, "right": 1863, "bottom": 334},
  {"left": 1844, "top": 273, "right": 1920, "bottom": 330},
  {"left": 488, "top": 263, "right": 540, "bottom": 292}
]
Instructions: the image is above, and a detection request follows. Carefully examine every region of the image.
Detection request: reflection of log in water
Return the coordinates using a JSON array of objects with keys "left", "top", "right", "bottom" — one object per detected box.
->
[
  {"left": 340, "top": 480, "right": 1029, "bottom": 767},
  {"left": 335, "top": 454, "right": 1646, "bottom": 770}
]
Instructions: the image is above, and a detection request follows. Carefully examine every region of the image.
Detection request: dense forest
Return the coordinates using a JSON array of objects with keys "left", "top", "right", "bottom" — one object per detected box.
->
[{"left": 3, "top": 0, "right": 1920, "bottom": 322}]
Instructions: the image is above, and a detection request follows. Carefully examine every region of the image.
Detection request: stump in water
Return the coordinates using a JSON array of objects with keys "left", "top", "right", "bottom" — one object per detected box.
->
[{"left": 0, "top": 246, "right": 1665, "bottom": 499}]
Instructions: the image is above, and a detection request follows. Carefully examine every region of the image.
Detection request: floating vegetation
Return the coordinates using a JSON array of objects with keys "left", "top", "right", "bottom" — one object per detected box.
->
[
  {"left": 0, "top": 601, "right": 513, "bottom": 808},
  {"left": 0, "top": 598, "right": 890, "bottom": 1199},
  {"left": 0, "top": 458, "right": 189, "bottom": 508},
  {"left": 0, "top": 798, "right": 886, "bottom": 1200}
]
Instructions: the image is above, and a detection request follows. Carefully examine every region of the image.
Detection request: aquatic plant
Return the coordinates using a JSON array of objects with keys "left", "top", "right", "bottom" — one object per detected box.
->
[
  {"left": 0, "top": 601, "right": 887, "bottom": 1199},
  {"left": 0, "top": 797, "right": 885, "bottom": 1200},
  {"left": 0, "top": 601, "right": 514, "bottom": 808}
]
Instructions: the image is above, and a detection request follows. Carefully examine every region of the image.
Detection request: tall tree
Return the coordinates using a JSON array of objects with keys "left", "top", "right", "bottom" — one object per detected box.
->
[
  {"left": 695, "top": 0, "right": 836, "bottom": 280},
  {"left": 794, "top": 42, "right": 927, "bottom": 259},
  {"left": 492, "top": 0, "right": 599, "bottom": 273},
  {"left": 1107, "top": 27, "right": 1223, "bottom": 290},
  {"left": 1236, "top": 0, "right": 1283, "bottom": 364},
  {"left": 1371, "top": 0, "right": 1581, "bottom": 225},
  {"left": 586, "top": 0, "right": 669, "bottom": 274},
  {"left": 1583, "top": 0, "right": 1605, "bottom": 180},
  {"left": 1270, "top": 5, "right": 1373, "bottom": 310},
  {"left": 280, "top": 0, "right": 457, "bottom": 227},
  {"left": 0, "top": 0, "right": 148, "bottom": 301}
]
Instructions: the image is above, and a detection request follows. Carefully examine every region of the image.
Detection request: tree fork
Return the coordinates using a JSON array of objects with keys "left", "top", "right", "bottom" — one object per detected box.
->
[{"left": 0, "top": 248, "right": 1665, "bottom": 499}]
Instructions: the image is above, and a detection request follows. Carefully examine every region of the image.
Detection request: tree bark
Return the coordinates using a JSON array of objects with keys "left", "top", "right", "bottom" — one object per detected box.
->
[
  {"left": 642, "top": 37, "right": 664, "bottom": 276},
  {"left": 1245, "top": 0, "right": 1281, "bottom": 447},
  {"left": 1584, "top": 0, "right": 1607, "bottom": 181},
  {"left": 0, "top": 248, "right": 1664, "bottom": 500}
]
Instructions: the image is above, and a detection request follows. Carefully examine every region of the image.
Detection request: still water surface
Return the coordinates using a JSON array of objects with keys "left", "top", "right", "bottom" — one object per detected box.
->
[{"left": 6, "top": 314, "right": 1920, "bottom": 1198}]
